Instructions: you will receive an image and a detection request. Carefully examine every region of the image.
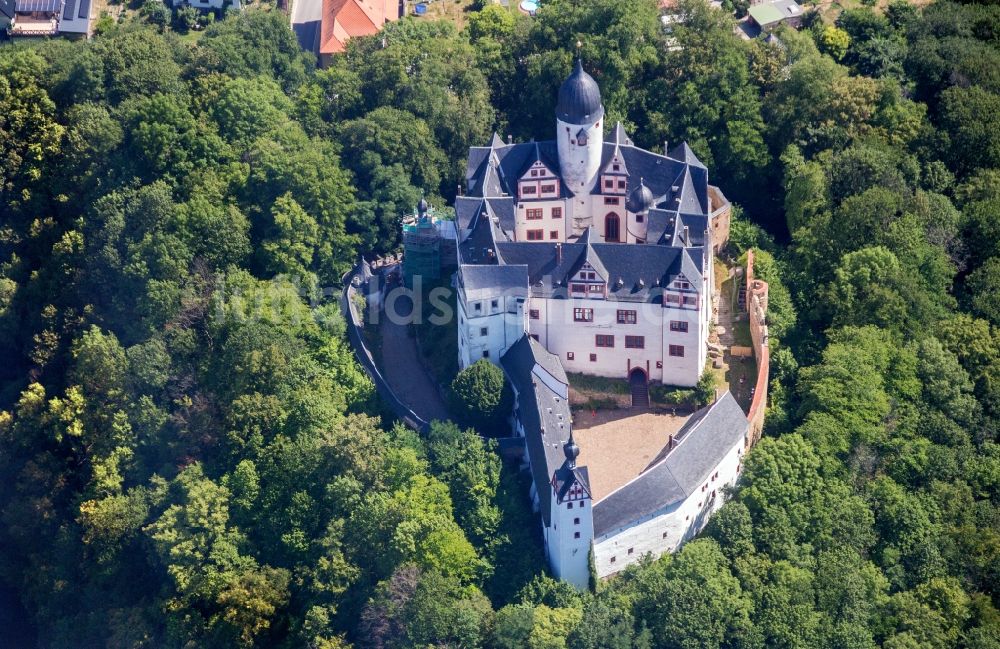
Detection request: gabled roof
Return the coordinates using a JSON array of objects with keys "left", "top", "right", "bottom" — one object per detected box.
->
[
  {"left": 459, "top": 264, "right": 528, "bottom": 301},
  {"left": 668, "top": 142, "right": 706, "bottom": 169},
  {"left": 15, "top": 0, "right": 60, "bottom": 11},
  {"left": 501, "top": 335, "right": 579, "bottom": 526},
  {"left": 609, "top": 122, "right": 633, "bottom": 146},
  {"left": 319, "top": 0, "right": 385, "bottom": 55},
  {"left": 592, "top": 392, "right": 748, "bottom": 538}
]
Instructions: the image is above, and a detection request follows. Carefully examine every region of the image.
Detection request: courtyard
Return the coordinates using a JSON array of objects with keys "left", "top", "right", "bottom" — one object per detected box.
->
[{"left": 573, "top": 408, "right": 691, "bottom": 501}]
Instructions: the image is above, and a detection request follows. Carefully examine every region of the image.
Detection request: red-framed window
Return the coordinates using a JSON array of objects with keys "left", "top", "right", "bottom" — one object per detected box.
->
[
  {"left": 552, "top": 207, "right": 562, "bottom": 219},
  {"left": 571, "top": 284, "right": 587, "bottom": 293},
  {"left": 625, "top": 336, "right": 644, "bottom": 349},
  {"left": 567, "top": 352, "right": 575, "bottom": 360},
  {"left": 526, "top": 208, "right": 543, "bottom": 220},
  {"left": 669, "top": 345, "right": 685, "bottom": 357},
  {"left": 574, "top": 308, "right": 593, "bottom": 322},
  {"left": 550, "top": 230, "right": 559, "bottom": 239},
  {"left": 617, "top": 310, "right": 636, "bottom": 324},
  {"left": 529, "top": 309, "right": 539, "bottom": 319},
  {"left": 526, "top": 229, "right": 544, "bottom": 240},
  {"left": 540, "top": 184, "right": 555, "bottom": 193},
  {"left": 589, "top": 353, "right": 597, "bottom": 362},
  {"left": 595, "top": 334, "right": 614, "bottom": 348},
  {"left": 670, "top": 320, "right": 689, "bottom": 332}
]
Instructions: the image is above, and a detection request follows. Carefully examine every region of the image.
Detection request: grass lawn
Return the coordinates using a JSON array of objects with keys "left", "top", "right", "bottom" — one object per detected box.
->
[
  {"left": 733, "top": 319, "right": 752, "bottom": 347},
  {"left": 406, "top": 0, "right": 477, "bottom": 29},
  {"left": 567, "top": 372, "right": 630, "bottom": 395}
]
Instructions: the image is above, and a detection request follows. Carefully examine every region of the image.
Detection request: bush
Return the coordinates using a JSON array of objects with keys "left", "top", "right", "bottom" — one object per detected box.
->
[
  {"left": 449, "top": 359, "right": 513, "bottom": 436},
  {"left": 695, "top": 368, "right": 718, "bottom": 407}
]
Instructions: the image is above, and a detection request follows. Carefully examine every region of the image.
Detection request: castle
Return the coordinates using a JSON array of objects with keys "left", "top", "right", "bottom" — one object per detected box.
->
[{"left": 447, "top": 62, "right": 751, "bottom": 587}]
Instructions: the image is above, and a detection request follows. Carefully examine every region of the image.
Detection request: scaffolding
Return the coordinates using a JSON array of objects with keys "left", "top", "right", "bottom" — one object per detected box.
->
[{"left": 402, "top": 214, "right": 441, "bottom": 287}]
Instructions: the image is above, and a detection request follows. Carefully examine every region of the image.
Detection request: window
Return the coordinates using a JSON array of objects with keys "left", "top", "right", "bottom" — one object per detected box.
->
[
  {"left": 475, "top": 302, "right": 482, "bottom": 311},
  {"left": 491, "top": 299, "right": 498, "bottom": 308},
  {"left": 530, "top": 169, "right": 539, "bottom": 177},
  {"left": 625, "top": 335, "right": 645, "bottom": 349},
  {"left": 613, "top": 164, "right": 620, "bottom": 172},
  {"left": 627, "top": 548, "right": 634, "bottom": 555},
  {"left": 567, "top": 352, "right": 575, "bottom": 360},
  {"left": 618, "top": 180, "right": 626, "bottom": 189},
  {"left": 585, "top": 272, "right": 596, "bottom": 280},
  {"left": 574, "top": 532, "right": 581, "bottom": 539},
  {"left": 590, "top": 353, "right": 597, "bottom": 362},
  {"left": 604, "top": 179, "right": 614, "bottom": 189},
  {"left": 605, "top": 213, "right": 620, "bottom": 242},
  {"left": 595, "top": 335, "right": 614, "bottom": 348},
  {"left": 578, "top": 133, "right": 588, "bottom": 146},
  {"left": 665, "top": 294, "right": 680, "bottom": 305},
  {"left": 610, "top": 556, "right": 616, "bottom": 564},
  {"left": 662, "top": 531, "right": 668, "bottom": 539},
  {"left": 669, "top": 345, "right": 685, "bottom": 357},
  {"left": 588, "top": 284, "right": 603, "bottom": 294},
  {"left": 656, "top": 361, "right": 663, "bottom": 369},
  {"left": 482, "top": 350, "right": 489, "bottom": 358},
  {"left": 683, "top": 295, "right": 698, "bottom": 306},
  {"left": 480, "top": 327, "right": 488, "bottom": 337},
  {"left": 529, "top": 309, "right": 539, "bottom": 319},
  {"left": 530, "top": 334, "right": 539, "bottom": 341},
  {"left": 550, "top": 231, "right": 559, "bottom": 240},
  {"left": 540, "top": 184, "right": 555, "bottom": 193},
  {"left": 617, "top": 310, "right": 637, "bottom": 324},
  {"left": 567, "top": 502, "right": 574, "bottom": 509},
  {"left": 670, "top": 320, "right": 689, "bottom": 333},
  {"left": 552, "top": 207, "right": 562, "bottom": 219},
  {"left": 521, "top": 185, "right": 536, "bottom": 195},
  {"left": 636, "top": 214, "right": 644, "bottom": 223},
  {"left": 574, "top": 517, "right": 580, "bottom": 525},
  {"left": 604, "top": 197, "right": 619, "bottom": 205},
  {"left": 574, "top": 308, "right": 593, "bottom": 322},
  {"left": 526, "top": 229, "right": 544, "bottom": 241},
  {"left": 526, "top": 208, "right": 543, "bottom": 220},
  {"left": 571, "top": 284, "right": 587, "bottom": 294}
]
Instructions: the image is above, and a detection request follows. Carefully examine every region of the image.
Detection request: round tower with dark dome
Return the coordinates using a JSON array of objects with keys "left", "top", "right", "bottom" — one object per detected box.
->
[{"left": 556, "top": 59, "right": 605, "bottom": 196}]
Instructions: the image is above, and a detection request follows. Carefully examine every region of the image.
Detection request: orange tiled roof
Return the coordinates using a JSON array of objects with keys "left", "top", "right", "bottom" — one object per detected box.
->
[{"left": 319, "top": 0, "right": 384, "bottom": 54}]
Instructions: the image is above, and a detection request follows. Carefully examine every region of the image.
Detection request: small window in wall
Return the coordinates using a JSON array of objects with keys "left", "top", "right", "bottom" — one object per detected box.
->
[
  {"left": 617, "top": 310, "right": 637, "bottom": 324},
  {"left": 590, "top": 353, "right": 597, "bottom": 362},
  {"left": 531, "top": 169, "right": 539, "bottom": 177},
  {"left": 574, "top": 532, "right": 581, "bottom": 539},
  {"left": 670, "top": 320, "right": 689, "bottom": 333},
  {"left": 550, "top": 231, "right": 559, "bottom": 239},
  {"left": 567, "top": 502, "right": 574, "bottom": 509},
  {"left": 613, "top": 164, "right": 620, "bottom": 172},
  {"left": 475, "top": 302, "right": 482, "bottom": 311},
  {"left": 627, "top": 548, "right": 634, "bottom": 555},
  {"left": 636, "top": 214, "right": 644, "bottom": 223},
  {"left": 541, "top": 184, "right": 556, "bottom": 193},
  {"left": 669, "top": 345, "right": 685, "bottom": 357},
  {"left": 530, "top": 309, "right": 539, "bottom": 319},
  {"left": 656, "top": 361, "right": 663, "bottom": 369},
  {"left": 482, "top": 350, "right": 489, "bottom": 358},
  {"left": 491, "top": 299, "right": 498, "bottom": 308},
  {"left": 662, "top": 531, "right": 668, "bottom": 539},
  {"left": 685, "top": 515, "right": 689, "bottom": 521},
  {"left": 552, "top": 207, "right": 562, "bottom": 219},
  {"left": 617, "top": 180, "right": 626, "bottom": 189},
  {"left": 526, "top": 229, "right": 544, "bottom": 241},
  {"left": 574, "top": 517, "right": 580, "bottom": 525},
  {"left": 604, "top": 197, "right": 619, "bottom": 205},
  {"left": 604, "top": 179, "right": 614, "bottom": 190},
  {"left": 574, "top": 308, "right": 594, "bottom": 322},
  {"left": 480, "top": 327, "right": 488, "bottom": 337},
  {"left": 595, "top": 334, "right": 614, "bottom": 348},
  {"left": 567, "top": 352, "right": 575, "bottom": 360},
  {"left": 610, "top": 556, "right": 616, "bottom": 564},
  {"left": 526, "top": 208, "right": 543, "bottom": 220}
]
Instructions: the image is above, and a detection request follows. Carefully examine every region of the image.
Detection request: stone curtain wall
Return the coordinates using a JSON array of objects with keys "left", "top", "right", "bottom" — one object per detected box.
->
[
  {"left": 340, "top": 266, "right": 431, "bottom": 433},
  {"left": 744, "top": 249, "right": 770, "bottom": 447}
]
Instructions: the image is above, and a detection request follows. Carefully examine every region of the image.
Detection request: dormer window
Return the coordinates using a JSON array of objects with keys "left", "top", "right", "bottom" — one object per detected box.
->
[
  {"left": 577, "top": 129, "right": 588, "bottom": 146},
  {"left": 613, "top": 164, "right": 620, "bottom": 172}
]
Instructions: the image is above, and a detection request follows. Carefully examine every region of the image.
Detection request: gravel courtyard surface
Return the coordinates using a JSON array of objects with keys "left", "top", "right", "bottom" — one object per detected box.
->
[{"left": 573, "top": 409, "right": 691, "bottom": 502}]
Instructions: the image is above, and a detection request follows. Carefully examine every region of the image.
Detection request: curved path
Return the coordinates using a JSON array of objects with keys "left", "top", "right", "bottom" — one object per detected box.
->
[{"left": 378, "top": 289, "right": 451, "bottom": 424}]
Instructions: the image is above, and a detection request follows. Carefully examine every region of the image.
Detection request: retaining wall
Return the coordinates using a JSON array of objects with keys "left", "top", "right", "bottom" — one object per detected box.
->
[{"left": 744, "top": 249, "right": 770, "bottom": 447}]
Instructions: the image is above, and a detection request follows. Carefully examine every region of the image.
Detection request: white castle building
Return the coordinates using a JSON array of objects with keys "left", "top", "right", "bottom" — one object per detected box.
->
[{"left": 449, "top": 62, "right": 748, "bottom": 588}]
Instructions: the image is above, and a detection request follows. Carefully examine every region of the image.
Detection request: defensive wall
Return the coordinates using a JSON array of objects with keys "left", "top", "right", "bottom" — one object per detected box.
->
[
  {"left": 744, "top": 249, "right": 769, "bottom": 447},
  {"left": 341, "top": 266, "right": 431, "bottom": 433}
]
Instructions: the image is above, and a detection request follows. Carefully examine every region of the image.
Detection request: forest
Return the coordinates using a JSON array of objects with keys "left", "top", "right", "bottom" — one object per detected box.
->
[{"left": 1, "top": 0, "right": 999, "bottom": 645}]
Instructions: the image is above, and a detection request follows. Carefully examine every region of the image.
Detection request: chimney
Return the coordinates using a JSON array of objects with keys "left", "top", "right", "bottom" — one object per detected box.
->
[
  {"left": 664, "top": 141, "right": 669, "bottom": 156},
  {"left": 457, "top": 184, "right": 463, "bottom": 197},
  {"left": 683, "top": 226, "right": 689, "bottom": 247},
  {"left": 555, "top": 243, "right": 562, "bottom": 264},
  {"left": 507, "top": 134, "right": 513, "bottom": 144}
]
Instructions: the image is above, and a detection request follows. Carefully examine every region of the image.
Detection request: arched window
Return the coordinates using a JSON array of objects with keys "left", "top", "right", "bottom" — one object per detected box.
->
[{"left": 605, "top": 213, "right": 620, "bottom": 242}]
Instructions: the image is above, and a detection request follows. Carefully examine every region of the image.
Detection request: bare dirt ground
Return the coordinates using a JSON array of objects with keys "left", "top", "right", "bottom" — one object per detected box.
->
[{"left": 573, "top": 409, "right": 691, "bottom": 502}]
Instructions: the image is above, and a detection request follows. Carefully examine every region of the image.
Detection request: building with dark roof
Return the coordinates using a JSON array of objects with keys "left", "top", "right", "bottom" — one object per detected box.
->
[{"left": 446, "top": 62, "right": 751, "bottom": 589}]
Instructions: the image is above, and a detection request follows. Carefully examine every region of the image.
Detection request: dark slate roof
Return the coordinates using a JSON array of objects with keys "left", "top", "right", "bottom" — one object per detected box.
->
[
  {"left": 556, "top": 60, "right": 604, "bottom": 125},
  {"left": 669, "top": 142, "right": 706, "bottom": 169},
  {"left": 501, "top": 335, "right": 580, "bottom": 526},
  {"left": 459, "top": 264, "right": 528, "bottom": 301},
  {"left": 592, "top": 392, "right": 748, "bottom": 538},
  {"left": 15, "top": 0, "right": 59, "bottom": 11},
  {"left": 0, "top": 0, "right": 15, "bottom": 17},
  {"left": 609, "top": 122, "right": 633, "bottom": 146},
  {"left": 493, "top": 236, "right": 704, "bottom": 301}
]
